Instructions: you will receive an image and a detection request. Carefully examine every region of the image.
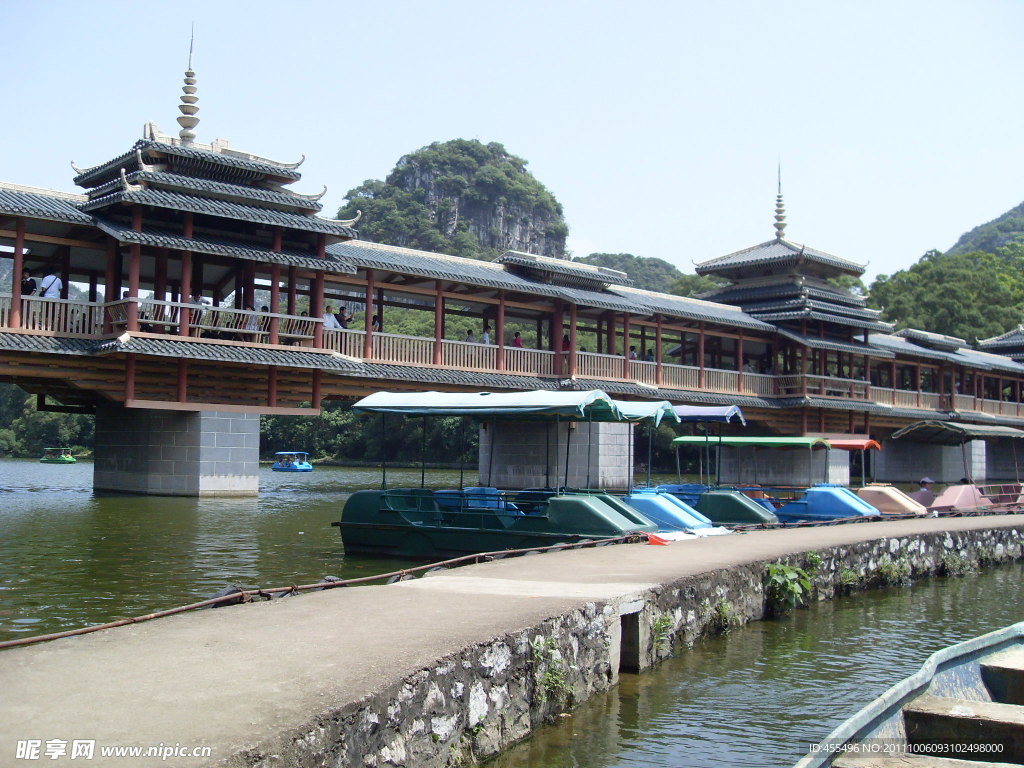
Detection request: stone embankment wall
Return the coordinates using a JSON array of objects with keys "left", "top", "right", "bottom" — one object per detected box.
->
[{"left": 240, "top": 525, "right": 1023, "bottom": 768}]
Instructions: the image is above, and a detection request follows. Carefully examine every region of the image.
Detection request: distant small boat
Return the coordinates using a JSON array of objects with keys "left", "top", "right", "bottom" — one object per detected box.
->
[
  {"left": 271, "top": 451, "right": 312, "bottom": 472},
  {"left": 40, "top": 448, "right": 75, "bottom": 464}
]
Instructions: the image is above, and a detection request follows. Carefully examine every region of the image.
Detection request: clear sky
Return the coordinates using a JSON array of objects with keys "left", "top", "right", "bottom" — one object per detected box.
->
[{"left": 4, "top": 0, "right": 1022, "bottom": 285}]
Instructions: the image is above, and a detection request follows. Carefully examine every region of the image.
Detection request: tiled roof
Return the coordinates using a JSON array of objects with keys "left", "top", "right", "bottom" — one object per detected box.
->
[
  {"left": 329, "top": 241, "right": 643, "bottom": 313},
  {"left": 896, "top": 328, "right": 966, "bottom": 352},
  {"left": 86, "top": 172, "right": 322, "bottom": 213},
  {"left": 696, "top": 238, "right": 865, "bottom": 277},
  {"left": 80, "top": 188, "right": 357, "bottom": 238},
  {"left": 705, "top": 278, "right": 868, "bottom": 308},
  {"left": 0, "top": 184, "right": 92, "bottom": 225},
  {"left": 870, "top": 333, "right": 1024, "bottom": 374},
  {"left": 0, "top": 333, "right": 98, "bottom": 355},
  {"left": 609, "top": 286, "right": 775, "bottom": 331},
  {"left": 93, "top": 220, "right": 357, "bottom": 273},
  {"left": 496, "top": 251, "right": 633, "bottom": 288},
  {"left": 73, "top": 140, "right": 303, "bottom": 187},
  {"left": 93, "top": 337, "right": 364, "bottom": 372},
  {"left": 755, "top": 309, "right": 893, "bottom": 333},
  {"left": 978, "top": 325, "right": 1024, "bottom": 349},
  {"left": 743, "top": 297, "right": 885, "bottom": 323},
  {"left": 774, "top": 327, "right": 895, "bottom": 359}
]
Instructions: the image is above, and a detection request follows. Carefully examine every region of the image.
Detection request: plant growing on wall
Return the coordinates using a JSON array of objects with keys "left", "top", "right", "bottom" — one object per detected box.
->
[{"left": 763, "top": 562, "right": 811, "bottom": 616}]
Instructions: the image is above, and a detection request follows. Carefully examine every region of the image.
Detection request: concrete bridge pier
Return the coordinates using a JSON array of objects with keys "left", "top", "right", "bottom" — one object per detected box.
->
[
  {"left": 478, "top": 420, "right": 633, "bottom": 490},
  {"left": 874, "top": 438, "right": 987, "bottom": 484},
  {"left": 716, "top": 446, "right": 850, "bottom": 487},
  {"left": 93, "top": 405, "right": 260, "bottom": 496}
]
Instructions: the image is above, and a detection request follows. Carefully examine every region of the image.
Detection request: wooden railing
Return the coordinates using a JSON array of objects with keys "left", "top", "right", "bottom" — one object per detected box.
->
[
  {"left": 322, "top": 328, "right": 365, "bottom": 357},
  {"left": 17, "top": 297, "right": 106, "bottom": 336},
  {"left": 504, "top": 347, "right": 555, "bottom": 376},
  {"left": 373, "top": 332, "right": 434, "bottom": 365},
  {"left": 441, "top": 339, "right": 497, "bottom": 370},
  {"left": 576, "top": 351, "right": 625, "bottom": 380},
  {"left": 7, "top": 295, "right": 1024, "bottom": 414},
  {"left": 660, "top": 364, "right": 699, "bottom": 391}
]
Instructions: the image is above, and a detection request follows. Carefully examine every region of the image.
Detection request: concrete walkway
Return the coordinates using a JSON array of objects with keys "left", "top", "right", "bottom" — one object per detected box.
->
[{"left": 1, "top": 515, "right": 1022, "bottom": 766}]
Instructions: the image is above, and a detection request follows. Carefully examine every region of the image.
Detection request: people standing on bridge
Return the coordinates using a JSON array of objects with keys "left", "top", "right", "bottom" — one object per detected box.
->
[
  {"left": 371, "top": 314, "right": 381, "bottom": 332},
  {"left": 20, "top": 269, "right": 36, "bottom": 296},
  {"left": 561, "top": 334, "right": 571, "bottom": 352},
  {"left": 628, "top": 346, "right": 638, "bottom": 360},
  {"left": 465, "top": 329, "right": 476, "bottom": 343},
  {"left": 39, "top": 269, "right": 62, "bottom": 299},
  {"left": 323, "top": 306, "right": 343, "bottom": 330},
  {"left": 482, "top": 324, "right": 491, "bottom": 344},
  {"left": 511, "top": 331, "right": 523, "bottom": 348}
]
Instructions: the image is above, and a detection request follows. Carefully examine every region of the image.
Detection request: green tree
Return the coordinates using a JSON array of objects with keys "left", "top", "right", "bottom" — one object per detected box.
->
[
  {"left": 669, "top": 273, "right": 728, "bottom": 298},
  {"left": 867, "top": 246, "right": 1024, "bottom": 345},
  {"left": 573, "top": 253, "right": 684, "bottom": 292}
]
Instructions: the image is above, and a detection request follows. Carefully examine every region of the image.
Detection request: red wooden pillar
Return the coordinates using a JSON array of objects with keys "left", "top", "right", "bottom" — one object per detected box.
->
[
  {"left": 269, "top": 263, "right": 281, "bottom": 345},
  {"left": 312, "top": 271, "right": 325, "bottom": 348},
  {"left": 567, "top": 302, "right": 577, "bottom": 377},
  {"left": 287, "top": 267, "right": 297, "bottom": 315},
  {"left": 915, "top": 362, "right": 922, "bottom": 408},
  {"left": 103, "top": 240, "right": 117, "bottom": 334},
  {"left": 432, "top": 280, "right": 444, "bottom": 365},
  {"left": 179, "top": 250, "right": 192, "bottom": 336},
  {"left": 363, "top": 270, "right": 375, "bottom": 359},
  {"left": 496, "top": 291, "right": 506, "bottom": 371},
  {"left": 655, "top": 316, "right": 663, "bottom": 386},
  {"left": 88, "top": 274, "right": 98, "bottom": 302},
  {"left": 9, "top": 218, "right": 25, "bottom": 328},
  {"left": 607, "top": 313, "right": 617, "bottom": 356},
  {"left": 801, "top": 347, "right": 808, "bottom": 397},
  {"left": 622, "top": 314, "right": 631, "bottom": 378},
  {"left": 312, "top": 369, "right": 322, "bottom": 410},
  {"left": 127, "top": 205, "right": 142, "bottom": 332},
  {"left": 864, "top": 356, "right": 872, "bottom": 401},
  {"left": 596, "top": 314, "right": 604, "bottom": 354},
  {"left": 737, "top": 330, "right": 745, "bottom": 393},
  {"left": 697, "top": 322, "right": 705, "bottom": 389},
  {"left": 891, "top": 361, "right": 897, "bottom": 405},
  {"left": 127, "top": 245, "right": 141, "bottom": 331}
]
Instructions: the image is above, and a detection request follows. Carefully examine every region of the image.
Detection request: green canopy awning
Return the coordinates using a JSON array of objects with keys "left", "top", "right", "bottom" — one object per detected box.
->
[
  {"left": 891, "top": 420, "right": 1024, "bottom": 445},
  {"left": 672, "top": 436, "right": 830, "bottom": 449},
  {"left": 352, "top": 389, "right": 625, "bottom": 421}
]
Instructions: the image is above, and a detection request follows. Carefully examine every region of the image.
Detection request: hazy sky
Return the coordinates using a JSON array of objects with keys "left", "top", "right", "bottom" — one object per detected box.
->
[{"left": 4, "top": 0, "right": 1022, "bottom": 285}]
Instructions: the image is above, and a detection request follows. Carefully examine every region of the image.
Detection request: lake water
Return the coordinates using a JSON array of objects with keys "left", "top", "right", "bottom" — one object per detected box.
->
[
  {"left": 485, "top": 561, "right": 1024, "bottom": 768},
  {"left": 0, "top": 459, "right": 462, "bottom": 642}
]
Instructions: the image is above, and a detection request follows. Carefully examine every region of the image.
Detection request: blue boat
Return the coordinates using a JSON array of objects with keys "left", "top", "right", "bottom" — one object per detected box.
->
[{"left": 271, "top": 451, "right": 313, "bottom": 472}]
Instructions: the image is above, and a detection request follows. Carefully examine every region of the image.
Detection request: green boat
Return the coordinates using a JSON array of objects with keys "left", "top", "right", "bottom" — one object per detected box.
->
[
  {"left": 332, "top": 390, "right": 661, "bottom": 559},
  {"left": 40, "top": 447, "right": 75, "bottom": 464}
]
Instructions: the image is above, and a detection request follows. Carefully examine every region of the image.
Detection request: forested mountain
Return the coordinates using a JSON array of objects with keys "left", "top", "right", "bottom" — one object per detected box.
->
[
  {"left": 336, "top": 139, "right": 568, "bottom": 261},
  {"left": 948, "top": 200, "right": 1024, "bottom": 255},
  {"left": 867, "top": 243, "right": 1024, "bottom": 345}
]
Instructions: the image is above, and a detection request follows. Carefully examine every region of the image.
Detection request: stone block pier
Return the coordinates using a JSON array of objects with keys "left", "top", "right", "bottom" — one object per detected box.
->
[{"left": 1, "top": 516, "right": 1023, "bottom": 767}]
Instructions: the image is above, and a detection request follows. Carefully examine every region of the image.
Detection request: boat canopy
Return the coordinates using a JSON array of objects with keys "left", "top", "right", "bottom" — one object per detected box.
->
[
  {"left": 891, "top": 420, "right": 1024, "bottom": 445},
  {"left": 827, "top": 438, "right": 882, "bottom": 451},
  {"left": 612, "top": 400, "right": 680, "bottom": 426},
  {"left": 351, "top": 389, "right": 625, "bottom": 422},
  {"left": 672, "top": 436, "right": 830, "bottom": 449},
  {"left": 672, "top": 405, "right": 746, "bottom": 425},
  {"left": 274, "top": 451, "right": 309, "bottom": 456}
]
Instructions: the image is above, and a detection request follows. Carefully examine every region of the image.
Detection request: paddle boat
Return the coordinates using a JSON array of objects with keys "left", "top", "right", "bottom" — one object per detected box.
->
[
  {"left": 333, "top": 390, "right": 665, "bottom": 558},
  {"left": 271, "top": 451, "right": 313, "bottom": 472},
  {"left": 668, "top": 436, "right": 882, "bottom": 524},
  {"left": 39, "top": 447, "right": 75, "bottom": 464},
  {"left": 796, "top": 620, "right": 1024, "bottom": 767}
]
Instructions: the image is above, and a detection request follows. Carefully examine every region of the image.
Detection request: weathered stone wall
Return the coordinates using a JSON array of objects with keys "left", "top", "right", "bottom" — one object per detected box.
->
[{"left": 234, "top": 524, "right": 1024, "bottom": 768}]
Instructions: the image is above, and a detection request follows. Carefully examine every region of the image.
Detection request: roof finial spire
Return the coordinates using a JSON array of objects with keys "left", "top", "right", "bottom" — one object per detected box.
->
[
  {"left": 176, "top": 26, "right": 199, "bottom": 144},
  {"left": 773, "top": 162, "right": 787, "bottom": 240}
]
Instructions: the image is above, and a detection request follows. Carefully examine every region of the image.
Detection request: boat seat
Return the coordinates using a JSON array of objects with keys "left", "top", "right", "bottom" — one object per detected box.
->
[{"left": 382, "top": 488, "right": 437, "bottom": 512}]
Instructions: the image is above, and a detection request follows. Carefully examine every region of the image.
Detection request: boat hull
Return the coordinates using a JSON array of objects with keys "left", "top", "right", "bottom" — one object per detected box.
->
[{"left": 334, "top": 488, "right": 658, "bottom": 558}]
